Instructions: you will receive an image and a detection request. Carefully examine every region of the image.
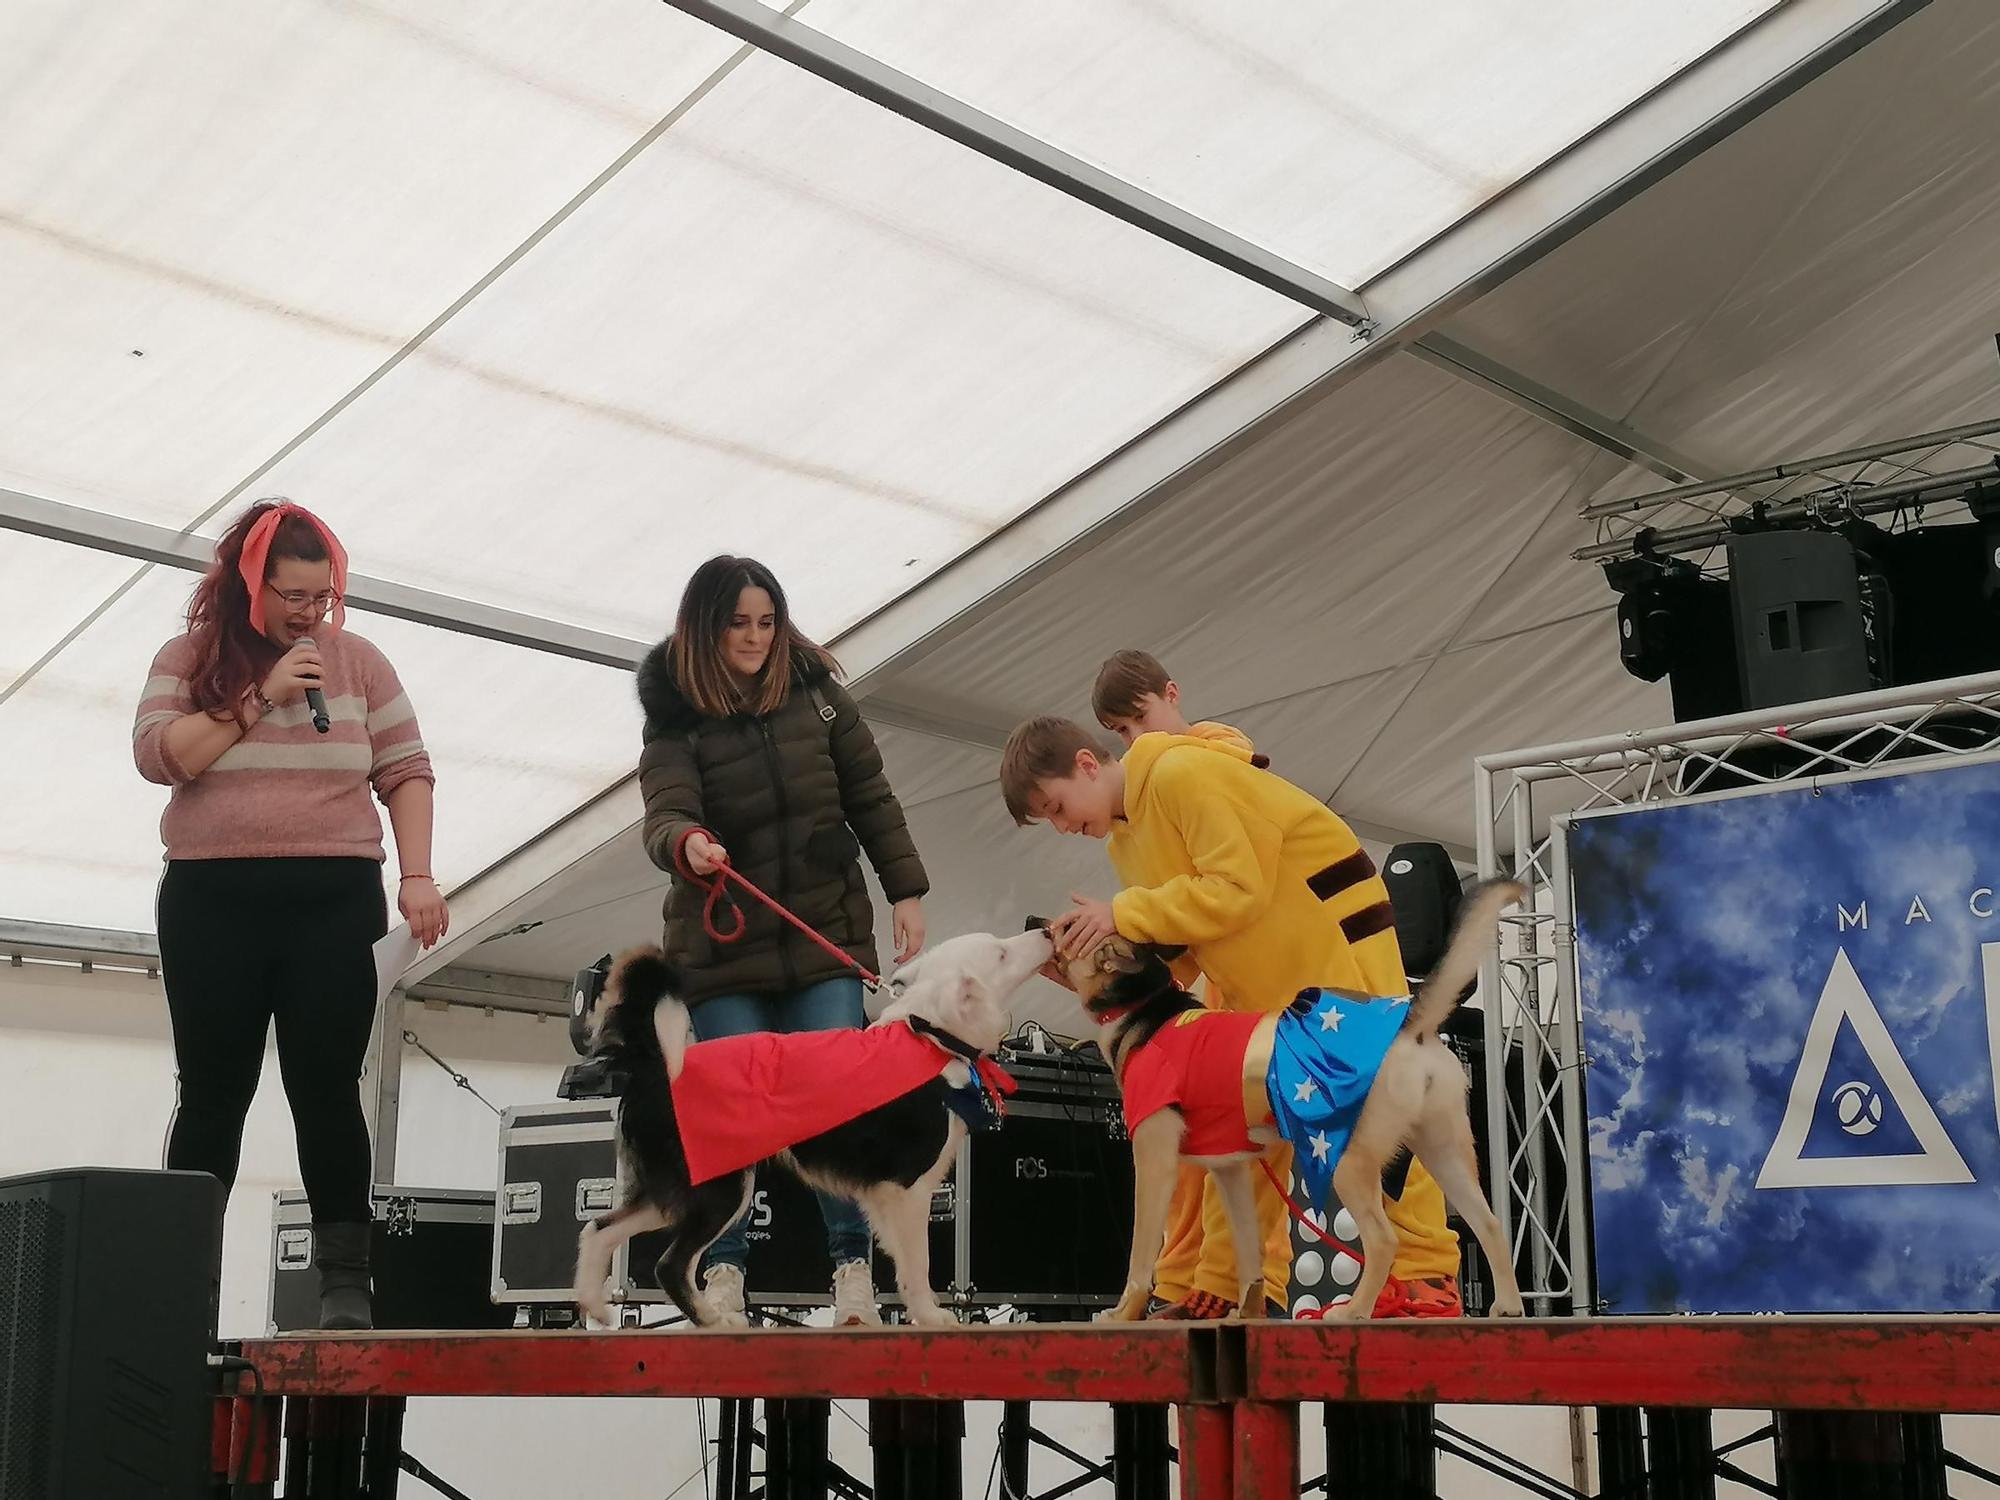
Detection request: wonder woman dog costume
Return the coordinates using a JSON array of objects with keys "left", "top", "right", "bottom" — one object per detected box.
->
[{"left": 1117, "top": 988, "right": 1411, "bottom": 1210}]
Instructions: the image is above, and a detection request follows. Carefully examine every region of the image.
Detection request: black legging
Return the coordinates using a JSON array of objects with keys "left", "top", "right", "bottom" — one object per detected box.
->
[{"left": 158, "top": 857, "right": 386, "bottom": 1223}]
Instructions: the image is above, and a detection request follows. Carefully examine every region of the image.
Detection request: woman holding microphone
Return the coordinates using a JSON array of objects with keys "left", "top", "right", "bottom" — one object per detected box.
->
[{"left": 132, "top": 499, "right": 447, "bottom": 1329}]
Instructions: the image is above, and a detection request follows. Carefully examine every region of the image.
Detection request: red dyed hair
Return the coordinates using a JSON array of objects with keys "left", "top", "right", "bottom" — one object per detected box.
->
[{"left": 184, "top": 501, "right": 333, "bottom": 723}]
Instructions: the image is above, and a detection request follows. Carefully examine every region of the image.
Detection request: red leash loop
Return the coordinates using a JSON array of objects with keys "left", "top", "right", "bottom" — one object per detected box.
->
[
  {"left": 700, "top": 870, "right": 747, "bottom": 944},
  {"left": 677, "top": 828, "right": 882, "bottom": 989}
]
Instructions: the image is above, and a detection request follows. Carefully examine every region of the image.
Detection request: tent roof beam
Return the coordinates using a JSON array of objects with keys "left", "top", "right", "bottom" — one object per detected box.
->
[{"left": 662, "top": 0, "right": 1372, "bottom": 327}]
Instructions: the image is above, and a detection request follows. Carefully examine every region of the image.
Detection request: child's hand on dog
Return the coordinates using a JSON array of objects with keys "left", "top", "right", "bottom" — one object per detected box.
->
[{"left": 1050, "top": 894, "right": 1117, "bottom": 959}]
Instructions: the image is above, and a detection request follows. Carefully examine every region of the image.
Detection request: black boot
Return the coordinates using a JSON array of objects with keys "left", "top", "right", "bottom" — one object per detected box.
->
[{"left": 313, "top": 1221, "right": 375, "bottom": 1330}]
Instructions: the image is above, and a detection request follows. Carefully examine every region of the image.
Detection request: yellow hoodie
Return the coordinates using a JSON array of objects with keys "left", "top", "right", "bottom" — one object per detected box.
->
[
  {"left": 1187, "top": 720, "right": 1253, "bottom": 751},
  {"left": 1107, "top": 732, "right": 1404, "bottom": 1008}
]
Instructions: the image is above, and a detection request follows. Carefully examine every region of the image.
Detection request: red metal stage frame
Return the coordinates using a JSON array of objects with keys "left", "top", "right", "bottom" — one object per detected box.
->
[
  {"left": 1234, "top": 1316, "right": 2000, "bottom": 1413},
  {"left": 215, "top": 1317, "right": 2000, "bottom": 1498},
  {"left": 233, "top": 1324, "right": 1203, "bottom": 1403}
]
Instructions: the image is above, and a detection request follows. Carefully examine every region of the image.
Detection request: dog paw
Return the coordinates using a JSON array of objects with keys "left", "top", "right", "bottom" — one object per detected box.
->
[
  {"left": 907, "top": 1304, "right": 959, "bottom": 1329},
  {"left": 1489, "top": 1297, "right": 1526, "bottom": 1319},
  {"left": 577, "top": 1293, "right": 616, "bottom": 1329}
]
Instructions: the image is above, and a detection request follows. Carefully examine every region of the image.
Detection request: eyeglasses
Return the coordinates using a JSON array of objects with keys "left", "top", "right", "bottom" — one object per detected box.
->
[{"left": 266, "top": 585, "right": 342, "bottom": 612}]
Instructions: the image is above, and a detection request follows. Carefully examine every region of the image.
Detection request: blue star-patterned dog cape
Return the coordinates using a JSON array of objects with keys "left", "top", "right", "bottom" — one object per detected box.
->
[{"left": 1266, "top": 987, "right": 1410, "bottom": 1212}]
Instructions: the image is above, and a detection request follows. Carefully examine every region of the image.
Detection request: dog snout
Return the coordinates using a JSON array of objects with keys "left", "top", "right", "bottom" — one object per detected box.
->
[
  {"left": 1012, "top": 925, "right": 1057, "bottom": 970},
  {"left": 1023, "top": 915, "right": 1051, "bottom": 933}
]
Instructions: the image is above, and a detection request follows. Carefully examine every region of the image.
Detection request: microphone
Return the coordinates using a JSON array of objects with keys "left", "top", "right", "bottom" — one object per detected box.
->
[{"left": 297, "top": 635, "right": 331, "bottom": 734}]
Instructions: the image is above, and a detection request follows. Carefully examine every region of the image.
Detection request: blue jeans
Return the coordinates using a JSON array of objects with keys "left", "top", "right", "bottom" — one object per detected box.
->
[{"left": 690, "top": 977, "right": 875, "bottom": 1272}]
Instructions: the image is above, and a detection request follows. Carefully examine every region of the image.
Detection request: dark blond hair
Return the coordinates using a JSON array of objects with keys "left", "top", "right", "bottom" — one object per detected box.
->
[
  {"left": 1091, "top": 649, "right": 1172, "bottom": 727},
  {"left": 1000, "top": 716, "right": 1110, "bottom": 826},
  {"left": 670, "top": 555, "right": 838, "bottom": 718}
]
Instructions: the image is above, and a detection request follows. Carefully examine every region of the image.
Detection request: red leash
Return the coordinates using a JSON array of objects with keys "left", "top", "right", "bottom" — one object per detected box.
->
[{"left": 677, "top": 829, "right": 882, "bottom": 989}]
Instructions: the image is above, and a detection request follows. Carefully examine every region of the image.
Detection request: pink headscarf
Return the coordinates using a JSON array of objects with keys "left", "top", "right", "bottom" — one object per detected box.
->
[{"left": 238, "top": 502, "right": 349, "bottom": 636}]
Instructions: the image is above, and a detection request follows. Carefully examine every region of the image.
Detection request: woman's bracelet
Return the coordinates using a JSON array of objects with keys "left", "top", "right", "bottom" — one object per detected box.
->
[{"left": 399, "top": 873, "right": 433, "bottom": 882}]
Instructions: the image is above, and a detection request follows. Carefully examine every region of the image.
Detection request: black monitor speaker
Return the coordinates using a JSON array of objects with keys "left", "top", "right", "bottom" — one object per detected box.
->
[
  {"left": 1727, "top": 529, "right": 1887, "bottom": 709},
  {"left": 0, "top": 1166, "right": 223, "bottom": 1499}
]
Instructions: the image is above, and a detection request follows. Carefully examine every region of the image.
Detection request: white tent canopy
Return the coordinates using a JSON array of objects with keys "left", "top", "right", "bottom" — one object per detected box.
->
[
  {"left": 460, "top": 0, "right": 2000, "bottom": 1031},
  {"left": 5, "top": 0, "right": 1992, "bottom": 1045}
]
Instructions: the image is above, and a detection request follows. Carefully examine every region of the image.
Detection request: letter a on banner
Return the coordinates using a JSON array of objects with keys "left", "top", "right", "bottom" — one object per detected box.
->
[{"left": 1757, "top": 947, "right": 1972, "bottom": 1189}]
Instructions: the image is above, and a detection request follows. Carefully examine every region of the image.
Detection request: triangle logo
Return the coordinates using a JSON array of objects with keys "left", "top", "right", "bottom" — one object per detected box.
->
[{"left": 1756, "top": 947, "right": 1972, "bottom": 1189}]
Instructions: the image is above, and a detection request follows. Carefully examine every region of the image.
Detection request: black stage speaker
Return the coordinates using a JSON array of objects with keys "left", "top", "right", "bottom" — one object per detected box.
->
[
  {"left": 0, "top": 1167, "right": 223, "bottom": 1499},
  {"left": 1728, "top": 529, "right": 1885, "bottom": 709},
  {"left": 1381, "top": 843, "right": 1462, "bottom": 981},
  {"left": 962, "top": 1048, "right": 1132, "bottom": 1309},
  {"left": 1868, "top": 520, "right": 2000, "bottom": 685}
]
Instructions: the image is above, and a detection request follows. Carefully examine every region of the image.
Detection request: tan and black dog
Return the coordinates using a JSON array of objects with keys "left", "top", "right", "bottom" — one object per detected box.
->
[{"left": 1039, "top": 879, "right": 1526, "bottom": 1322}]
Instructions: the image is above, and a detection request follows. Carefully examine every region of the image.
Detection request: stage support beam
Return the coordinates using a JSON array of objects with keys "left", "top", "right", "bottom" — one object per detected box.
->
[{"left": 1776, "top": 1411, "right": 1947, "bottom": 1500}]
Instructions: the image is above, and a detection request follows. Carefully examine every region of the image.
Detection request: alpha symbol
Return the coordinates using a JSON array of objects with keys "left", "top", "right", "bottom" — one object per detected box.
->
[{"left": 1831, "top": 1080, "right": 1883, "bottom": 1136}]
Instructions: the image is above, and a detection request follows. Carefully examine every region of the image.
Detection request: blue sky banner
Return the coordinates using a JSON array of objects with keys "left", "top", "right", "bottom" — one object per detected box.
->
[{"left": 1570, "top": 758, "right": 2000, "bottom": 1314}]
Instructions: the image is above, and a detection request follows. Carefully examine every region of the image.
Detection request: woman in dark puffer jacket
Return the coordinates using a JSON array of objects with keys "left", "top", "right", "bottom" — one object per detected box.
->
[{"left": 636, "top": 555, "right": 928, "bottom": 1326}]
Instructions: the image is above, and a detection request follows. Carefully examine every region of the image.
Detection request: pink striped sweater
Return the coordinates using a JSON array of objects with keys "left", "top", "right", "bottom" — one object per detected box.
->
[{"left": 132, "top": 628, "right": 435, "bottom": 862}]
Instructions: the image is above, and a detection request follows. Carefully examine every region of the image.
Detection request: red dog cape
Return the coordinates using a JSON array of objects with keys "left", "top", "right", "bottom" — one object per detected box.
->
[{"left": 673, "top": 1021, "right": 1016, "bottom": 1186}]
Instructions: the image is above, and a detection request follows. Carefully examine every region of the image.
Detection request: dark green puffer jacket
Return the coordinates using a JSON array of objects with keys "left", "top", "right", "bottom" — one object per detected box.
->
[{"left": 635, "top": 638, "right": 928, "bottom": 1003}]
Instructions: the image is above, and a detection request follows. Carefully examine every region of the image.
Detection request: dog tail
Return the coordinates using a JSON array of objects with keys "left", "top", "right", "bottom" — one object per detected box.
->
[
  {"left": 600, "top": 945, "right": 692, "bottom": 1080},
  {"left": 1404, "top": 879, "right": 1526, "bottom": 1040}
]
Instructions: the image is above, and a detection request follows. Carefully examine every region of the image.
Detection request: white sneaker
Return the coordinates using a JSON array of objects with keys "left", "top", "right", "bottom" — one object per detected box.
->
[
  {"left": 830, "top": 1259, "right": 882, "bottom": 1327},
  {"left": 698, "top": 1264, "right": 748, "bottom": 1328}
]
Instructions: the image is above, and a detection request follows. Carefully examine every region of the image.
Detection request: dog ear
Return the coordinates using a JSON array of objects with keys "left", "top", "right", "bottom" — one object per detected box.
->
[
  {"left": 1096, "top": 943, "right": 1141, "bottom": 976},
  {"left": 1140, "top": 943, "right": 1186, "bottom": 963}
]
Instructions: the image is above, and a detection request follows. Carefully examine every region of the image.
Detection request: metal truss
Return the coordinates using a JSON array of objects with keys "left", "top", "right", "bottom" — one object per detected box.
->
[
  {"left": 1474, "top": 667, "right": 2000, "bottom": 1316},
  {"left": 1576, "top": 417, "right": 2000, "bottom": 568}
]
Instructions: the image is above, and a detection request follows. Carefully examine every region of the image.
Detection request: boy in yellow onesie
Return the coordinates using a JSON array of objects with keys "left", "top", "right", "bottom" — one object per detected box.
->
[
  {"left": 1090, "top": 650, "right": 1287, "bottom": 1317},
  {"left": 1003, "top": 701, "right": 1464, "bottom": 1319}
]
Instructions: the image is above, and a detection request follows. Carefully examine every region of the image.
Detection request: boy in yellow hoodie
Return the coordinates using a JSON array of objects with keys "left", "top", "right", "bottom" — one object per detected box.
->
[
  {"left": 1090, "top": 651, "right": 1288, "bottom": 1317},
  {"left": 1003, "top": 698, "right": 1464, "bottom": 1319}
]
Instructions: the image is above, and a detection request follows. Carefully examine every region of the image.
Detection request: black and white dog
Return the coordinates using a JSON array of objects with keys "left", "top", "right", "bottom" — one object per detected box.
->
[{"left": 572, "top": 929, "right": 1054, "bottom": 1329}]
